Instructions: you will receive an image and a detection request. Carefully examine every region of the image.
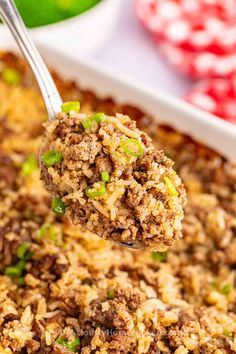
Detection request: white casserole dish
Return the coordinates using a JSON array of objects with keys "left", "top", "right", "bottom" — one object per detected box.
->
[{"left": 0, "top": 38, "right": 235, "bottom": 162}]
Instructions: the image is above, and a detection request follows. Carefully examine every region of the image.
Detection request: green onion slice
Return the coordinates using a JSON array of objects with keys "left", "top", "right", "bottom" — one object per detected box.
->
[
  {"left": 22, "top": 155, "right": 38, "bottom": 176},
  {"left": 2, "top": 68, "right": 21, "bottom": 85},
  {"left": 82, "top": 117, "right": 92, "bottom": 129},
  {"left": 56, "top": 337, "right": 80, "bottom": 352},
  {"left": 5, "top": 260, "right": 25, "bottom": 277},
  {"left": 163, "top": 176, "right": 179, "bottom": 197},
  {"left": 152, "top": 251, "right": 168, "bottom": 262},
  {"left": 91, "top": 112, "right": 106, "bottom": 123},
  {"left": 61, "top": 101, "right": 80, "bottom": 113},
  {"left": 16, "top": 243, "right": 28, "bottom": 260},
  {"left": 5, "top": 266, "right": 22, "bottom": 278},
  {"left": 17, "top": 260, "right": 26, "bottom": 271},
  {"left": 82, "top": 112, "right": 106, "bottom": 129},
  {"left": 107, "top": 289, "right": 116, "bottom": 299},
  {"left": 220, "top": 284, "right": 232, "bottom": 295},
  {"left": 85, "top": 181, "right": 106, "bottom": 199},
  {"left": 52, "top": 197, "right": 66, "bottom": 215},
  {"left": 121, "top": 138, "right": 144, "bottom": 157},
  {"left": 42, "top": 150, "right": 63, "bottom": 167},
  {"left": 223, "top": 330, "right": 233, "bottom": 337},
  {"left": 101, "top": 171, "right": 110, "bottom": 183},
  {"left": 39, "top": 223, "right": 56, "bottom": 241},
  {"left": 4, "top": 257, "right": 27, "bottom": 280}
]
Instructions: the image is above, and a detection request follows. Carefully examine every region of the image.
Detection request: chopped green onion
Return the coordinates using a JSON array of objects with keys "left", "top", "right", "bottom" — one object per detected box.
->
[
  {"left": 163, "top": 176, "right": 179, "bottom": 197},
  {"left": 223, "top": 330, "right": 233, "bottom": 337},
  {"left": 101, "top": 171, "right": 110, "bottom": 183},
  {"left": 4, "top": 256, "right": 28, "bottom": 280},
  {"left": 16, "top": 243, "right": 28, "bottom": 260},
  {"left": 85, "top": 181, "right": 106, "bottom": 199},
  {"left": 152, "top": 251, "right": 168, "bottom": 262},
  {"left": 39, "top": 223, "right": 56, "bottom": 241},
  {"left": 5, "top": 266, "right": 22, "bottom": 278},
  {"left": 61, "top": 101, "right": 80, "bottom": 113},
  {"left": 5, "top": 260, "right": 25, "bottom": 277},
  {"left": 52, "top": 197, "right": 66, "bottom": 215},
  {"left": 2, "top": 68, "right": 21, "bottom": 85},
  {"left": 42, "top": 150, "right": 63, "bottom": 167},
  {"left": 18, "top": 277, "right": 25, "bottom": 286},
  {"left": 22, "top": 155, "right": 38, "bottom": 176},
  {"left": 90, "top": 113, "right": 106, "bottom": 123},
  {"left": 121, "top": 138, "right": 144, "bottom": 157},
  {"left": 107, "top": 289, "right": 115, "bottom": 299},
  {"left": 82, "top": 117, "right": 92, "bottom": 129},
  {"left": 16, "top": 260, "right": 26, "bottom": 271},
  {"left": 82, "top": 112, "right": 106, "bottom": 129},
  {"left": 220, "top": 284, "right": 232, "bottom": 295},
  {"left": 56, "top": 337, "right": 80, "bottom": 352}
]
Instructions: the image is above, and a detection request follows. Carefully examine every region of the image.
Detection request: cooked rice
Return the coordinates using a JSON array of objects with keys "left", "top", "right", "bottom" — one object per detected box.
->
[
  {"left": 0, "top": 52, "right": 235, "bottom": 353},
  {"left": 40, "top": 112, "right": 186, "bottom": 251}
]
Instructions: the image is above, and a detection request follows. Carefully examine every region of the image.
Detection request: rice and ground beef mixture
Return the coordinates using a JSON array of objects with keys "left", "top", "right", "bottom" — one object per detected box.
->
[
  {"left": 0, "top": 52, "right": 235, "bottom": 353},
  {"left": 40, "top": 110, "right": 186, "bottom": 251}
]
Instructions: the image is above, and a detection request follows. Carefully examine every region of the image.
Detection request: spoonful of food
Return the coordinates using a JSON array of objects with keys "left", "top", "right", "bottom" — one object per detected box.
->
[{"left": 0, "top": 0, "right": 186, "bottom": 251}]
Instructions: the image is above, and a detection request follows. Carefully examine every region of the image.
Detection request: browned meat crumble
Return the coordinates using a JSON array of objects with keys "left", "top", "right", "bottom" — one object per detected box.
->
[
  {"left": 0, "top": 52, "right": 235, "bottom": 354},
  {"left": 40, "top": 112, "right": 186, "bottom": 251}
]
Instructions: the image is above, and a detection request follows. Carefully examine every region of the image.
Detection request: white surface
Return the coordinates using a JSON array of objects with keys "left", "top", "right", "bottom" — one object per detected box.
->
[
  {"left": 32, "top": 0, "right": 123, "bottom": 54},
  {"left": 94, "top": 0, "right": 194, "bottom": 98},
  {"left": 0, "top": 0, "right": 122, "bottom": 55}
]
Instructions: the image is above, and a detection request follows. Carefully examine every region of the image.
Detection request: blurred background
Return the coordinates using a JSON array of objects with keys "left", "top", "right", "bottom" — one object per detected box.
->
[
  {"left": 11, "top": 0, "right": 236, "bottom": 124},
  {"left": 95, "top": 0, "right": 193, "bottom": 97}
]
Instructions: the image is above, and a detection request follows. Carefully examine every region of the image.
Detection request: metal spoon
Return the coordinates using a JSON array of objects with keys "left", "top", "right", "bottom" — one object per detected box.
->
[
  {"left": 115, "top": 242, "right": 140, "bottom": 250},
  {"left": 0, "top": 0, "right": 62, "bottom": 120},
  {"left": 0, "top": 0, "right": 139, "bottom": 250}
]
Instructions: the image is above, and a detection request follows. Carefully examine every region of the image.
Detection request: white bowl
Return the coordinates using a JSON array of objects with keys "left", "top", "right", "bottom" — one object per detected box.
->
[
  {"left": 0, "top": 39, "right": 235, "bottom": 162},
  {"left": 0, "top": 0, "right": 123, "bottom": 54}
]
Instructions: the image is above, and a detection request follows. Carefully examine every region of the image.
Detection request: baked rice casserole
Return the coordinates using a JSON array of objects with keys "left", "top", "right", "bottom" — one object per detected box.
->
[{"left": 0, "top": 52, "right": 235, "bottom": 354}]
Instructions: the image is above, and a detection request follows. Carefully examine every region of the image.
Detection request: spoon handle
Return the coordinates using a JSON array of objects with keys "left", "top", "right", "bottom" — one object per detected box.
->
[{"left": 0, "top": 0, "right": 62, "bottom": 120}]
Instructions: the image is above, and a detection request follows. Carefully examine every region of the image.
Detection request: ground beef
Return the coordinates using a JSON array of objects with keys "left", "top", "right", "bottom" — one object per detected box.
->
[
  {"left": 0, "top": 153, "right": 18, "bottom": 188},
  {"left": 40, "top": 112, "right": 186, "bottom": 251}
]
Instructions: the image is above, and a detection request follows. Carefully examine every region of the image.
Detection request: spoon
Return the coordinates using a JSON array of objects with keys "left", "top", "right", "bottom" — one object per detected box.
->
[
  {"left": 0, "top": 0, "right": 139, "bottom": 250},
  {"left": 0, "top": 0, "right": 62, "bottom": 120}
]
